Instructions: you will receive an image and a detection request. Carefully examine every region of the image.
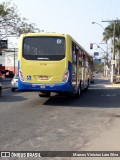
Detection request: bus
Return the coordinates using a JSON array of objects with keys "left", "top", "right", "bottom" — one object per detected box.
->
[
  {"left": 89, "top": 56, "right": 94, "bottom": 84},
  {"left": 18, "top": 33, "right": 93, "bottom": 97}
]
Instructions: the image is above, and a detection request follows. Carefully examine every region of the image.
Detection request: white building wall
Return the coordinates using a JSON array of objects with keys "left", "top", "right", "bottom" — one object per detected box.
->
[
  {"left": 0, "top": 55, "right": 5, "bottom": 66},
  {"left": 0, "top": 49, "right": 18, "bottom": 72}
]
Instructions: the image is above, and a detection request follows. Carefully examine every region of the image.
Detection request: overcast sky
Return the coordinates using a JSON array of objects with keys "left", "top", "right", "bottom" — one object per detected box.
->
[{"left": 1, "top": 0, "right": 120, "bottom": 56}]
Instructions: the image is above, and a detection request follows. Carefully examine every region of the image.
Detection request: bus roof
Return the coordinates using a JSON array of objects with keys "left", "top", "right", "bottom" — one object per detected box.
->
[{"left": 20, "top": 32, "right": 68, "bottom": 37}]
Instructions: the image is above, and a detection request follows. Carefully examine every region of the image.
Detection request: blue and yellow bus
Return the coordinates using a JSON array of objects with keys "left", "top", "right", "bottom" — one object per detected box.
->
[{"left": 18, "top": 33, "right": 93, "bottom": 97}]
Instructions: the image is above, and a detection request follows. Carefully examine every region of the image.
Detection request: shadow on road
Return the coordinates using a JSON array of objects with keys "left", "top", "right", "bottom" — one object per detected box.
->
[
  {"left": 0, "top": 94, "right": 28, "bottom": 102},
  {"left": 43, "top": 87, "right": 120, "bottom": 108}
]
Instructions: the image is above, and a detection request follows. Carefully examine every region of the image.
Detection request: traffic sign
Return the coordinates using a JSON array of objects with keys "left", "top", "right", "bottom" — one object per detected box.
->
[
  {"left": 95, "top": 58, "right": 101, "bottom": 63},
  {"left": 94, "top": 52, "right": 99, "bottom": 56}
]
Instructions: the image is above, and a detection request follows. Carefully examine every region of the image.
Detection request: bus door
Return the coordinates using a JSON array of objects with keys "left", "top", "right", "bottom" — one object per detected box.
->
[
  {"left": 78, "top": 49, "right": 83, "bottom": 88},
  {"left": 84, "top": 54, "right": 89, "bottom": 87},
  {"left": 72, "top": 43, "right": 78, "bottom": 92},
  {"left": 82, "top": 53, "right": 86, "bottom": 88}
]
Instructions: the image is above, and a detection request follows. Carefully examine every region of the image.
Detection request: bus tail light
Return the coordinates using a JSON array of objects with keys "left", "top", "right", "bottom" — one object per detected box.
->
[
  {"left": 62, "top": 70, "right": 69, "bottom": 82},
  {"left": 19, "top": 70, "right": 24, "bottom": 81}
]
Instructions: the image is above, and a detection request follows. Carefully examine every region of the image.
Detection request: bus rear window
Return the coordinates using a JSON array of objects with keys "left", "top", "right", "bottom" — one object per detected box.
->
[{"left": 23, "top": 36, "right": 65, "bottom": 60}]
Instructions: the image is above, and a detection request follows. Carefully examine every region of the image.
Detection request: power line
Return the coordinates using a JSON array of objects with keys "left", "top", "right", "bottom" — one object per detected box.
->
[{"left": 102, "top": 19, "right": 120, "bottom": 24}]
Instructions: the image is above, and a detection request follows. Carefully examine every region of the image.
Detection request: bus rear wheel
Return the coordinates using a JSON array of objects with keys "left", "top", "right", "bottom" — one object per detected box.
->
[
  {"left": 84, "top": 79, "right": 89, "bottom": 91},
  {"left": 38, "top": 91, "right": 51, "bottom": 97},
  {"left": 0, "top": 88, "right": 2, "bottom": 97},
  {"left": 74, "top": 85, "right": 81, "bottom": 98}
]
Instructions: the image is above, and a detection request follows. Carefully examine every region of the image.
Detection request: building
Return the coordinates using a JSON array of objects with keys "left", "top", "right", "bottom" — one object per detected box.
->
[{"left": 0, "top": 48, "right": 18, "bottom": 77}]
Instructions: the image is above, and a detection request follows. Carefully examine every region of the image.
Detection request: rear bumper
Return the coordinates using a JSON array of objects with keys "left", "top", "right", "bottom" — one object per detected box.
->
[{"left": 18, "top": 80, "right": 73, "bottom": 93}]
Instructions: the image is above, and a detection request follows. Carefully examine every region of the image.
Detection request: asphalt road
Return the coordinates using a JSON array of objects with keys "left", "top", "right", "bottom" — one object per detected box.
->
[{"left": 0, "top": 76, "right": 120, "bottom": 160}]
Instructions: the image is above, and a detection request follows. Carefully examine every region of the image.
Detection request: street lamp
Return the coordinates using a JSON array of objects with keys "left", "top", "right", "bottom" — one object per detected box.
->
[
  {"left": 92, "top": 22, "right": 105, "bottom": 30},
  {"left": 92, "top": 22, "right": 108, "bottom": 77}
]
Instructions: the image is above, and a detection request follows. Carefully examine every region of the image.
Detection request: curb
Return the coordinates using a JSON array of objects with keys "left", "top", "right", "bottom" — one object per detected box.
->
[{"left": 112, "top": 83, "right": 120, "bottom": 86}]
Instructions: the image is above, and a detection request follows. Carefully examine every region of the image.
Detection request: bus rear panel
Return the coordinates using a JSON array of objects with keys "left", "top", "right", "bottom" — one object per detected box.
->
[
  {"left": 18, "top": 34, "right": 74, "bottom": 93},
  {"left": 18, "top": 33, "right": 92, "bottom": 96}
]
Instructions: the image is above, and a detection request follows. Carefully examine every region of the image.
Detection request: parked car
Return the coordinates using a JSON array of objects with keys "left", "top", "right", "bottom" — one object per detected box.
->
[
  {"left": 11, "top": 73, "right": 18, "bottom": 91},
  {"left": 0, "top": 83, "right": 2, "bottom": 96},
  {"left": 90, "top": 73, "right": 94, "bottom": 84},
  {"left": 90, "top": 77, "right": 94, "bottom": 84}
]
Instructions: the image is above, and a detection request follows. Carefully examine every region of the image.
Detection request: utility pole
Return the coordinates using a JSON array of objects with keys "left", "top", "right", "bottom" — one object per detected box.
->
[
  {"left": 102, "top": 20, "right": 120, "bottom": 83},
  {"left": 112, "top": 22, "right": 116, "bottom": 83}
]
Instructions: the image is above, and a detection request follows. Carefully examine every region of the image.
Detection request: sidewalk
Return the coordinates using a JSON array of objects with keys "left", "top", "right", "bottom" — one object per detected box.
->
[
  {"left": 97, "top": 73, "right": 120, "bottom": 87},
  {"left": 74, "top": 118, "right": 120, "bottom": 160}
]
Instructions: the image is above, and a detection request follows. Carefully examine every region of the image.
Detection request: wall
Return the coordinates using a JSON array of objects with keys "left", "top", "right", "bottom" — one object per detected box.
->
[{"left": 0, "top": 49, "right": 18, "bottom": 73}]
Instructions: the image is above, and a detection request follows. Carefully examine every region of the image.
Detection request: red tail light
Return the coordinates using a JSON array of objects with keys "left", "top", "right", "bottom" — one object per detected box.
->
[{"left": 62, "top": 70, "right": 69, "bottom": 82}]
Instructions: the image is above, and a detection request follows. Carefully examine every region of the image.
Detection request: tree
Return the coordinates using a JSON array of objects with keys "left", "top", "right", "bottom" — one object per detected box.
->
[
  {"left": 103, "top": 21, "right": 120, "bottom": 76},
  {"left": 0, "top": 0, "right": 40, "bottom": 39},
  {"left": 103, "top": 21, "right": 120, "bottom": 51}
]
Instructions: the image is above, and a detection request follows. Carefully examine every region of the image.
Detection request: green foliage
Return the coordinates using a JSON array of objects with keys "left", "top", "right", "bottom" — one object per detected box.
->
[
  {"left": 103, "top": 21, "right": 120, "bottom": 53},
  {"left": 103, "top": 23, "right": 113, "bottom": 42},
  {"left": 0, "top": 4, "right": 9, "bottom": 17},
  {"left": 0, "top": 0, "right": 40, "bottom": 38}
]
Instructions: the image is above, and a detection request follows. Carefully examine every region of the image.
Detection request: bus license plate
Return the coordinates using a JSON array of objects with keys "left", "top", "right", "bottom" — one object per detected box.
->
[{"left": 40, "top": 85, "right": 46, "bottom": 89}]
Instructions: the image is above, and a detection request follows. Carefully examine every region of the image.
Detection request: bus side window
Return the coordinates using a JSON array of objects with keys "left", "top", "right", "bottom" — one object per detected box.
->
[
  {"left": 85, "top": 54, "right": 89, "bottom": 68},
  {"left": 75, "top": 48, "right": 79, "bottom": 55},
  {"left": 82, "top": 53, "right": 85, "bottom": 67},
  {"left": 72, "top": 43, "right": 76, "bottom": 64},
  {"left": 85, "top": 61, "right": 89, "bottom": 68}
]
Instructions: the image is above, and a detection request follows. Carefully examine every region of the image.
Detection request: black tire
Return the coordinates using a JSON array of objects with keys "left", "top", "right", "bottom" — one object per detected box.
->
[
  {"left": 74, "top": 84, "right": 81, "bottom": 98},
  {"left": 0, "top": 88, "right": 2, "bottom": 97},
  {"left": 38, "top": 91, "right": 51, "bottom": 97},
  {"left": 90, "top": 80, "right": 94, "bottom": 84},
  {"left": 11, "top": 88, "right": 15, "bottom": 92},
  {"left": 84, "top": 80, "right": 89, "bottom": 91}
]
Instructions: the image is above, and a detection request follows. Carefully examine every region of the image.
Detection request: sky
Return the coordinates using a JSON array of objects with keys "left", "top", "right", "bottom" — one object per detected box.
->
[{"left": 1, "top": 0, "right": 120, "bottom": 56}]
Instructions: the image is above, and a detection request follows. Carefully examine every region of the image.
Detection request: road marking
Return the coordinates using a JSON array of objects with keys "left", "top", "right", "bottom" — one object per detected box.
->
[
  {"left": 104, "top": 85, "right": 120, "bottom": 88},
  {"left": 101, "top": 94, "right": 117, "bottom": 97},
  {"left": 89, "top": 88, "right": 111, "bottom": 90}
]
